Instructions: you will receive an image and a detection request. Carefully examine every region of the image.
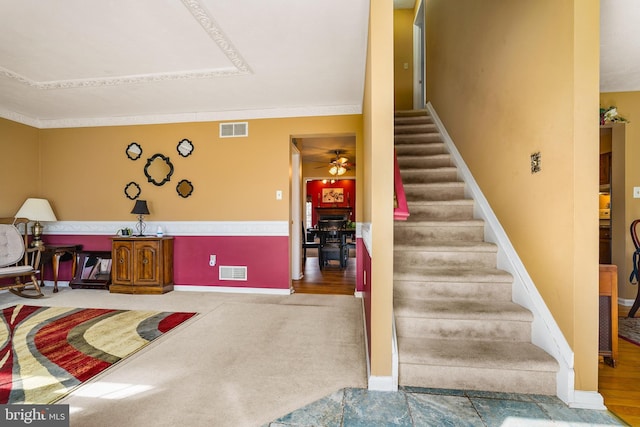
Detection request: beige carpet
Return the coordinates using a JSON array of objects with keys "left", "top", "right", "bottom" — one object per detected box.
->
[{"left": 0, "top": 287, "right": 367, "bottom": 427}]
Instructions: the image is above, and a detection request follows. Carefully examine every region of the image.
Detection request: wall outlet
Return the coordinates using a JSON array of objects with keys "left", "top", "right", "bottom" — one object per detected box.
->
[{"left": 209, "top": 255, "right": 216, "bottom": 267}]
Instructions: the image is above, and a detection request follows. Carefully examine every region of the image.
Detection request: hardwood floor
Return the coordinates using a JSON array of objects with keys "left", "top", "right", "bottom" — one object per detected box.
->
[
  {"left": 292, "top": 255, "right": 355, "bottom": 295},
  {"left": 599, "top": 306, "right": 640, "bottom": 426}
]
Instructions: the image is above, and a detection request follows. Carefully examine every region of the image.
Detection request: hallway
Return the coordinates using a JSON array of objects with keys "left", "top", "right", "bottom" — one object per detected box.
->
[{"left": 293, "top": 254, "right": 356, "bottom": 296}]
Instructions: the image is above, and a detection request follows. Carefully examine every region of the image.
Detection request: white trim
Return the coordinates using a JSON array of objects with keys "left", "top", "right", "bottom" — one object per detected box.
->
[
  {"left": 46, "top": 282, "right": 292, "bottom": 295},
  {"left": 619, "top": 297, "right": 635, "bottom": 306},
  {"left": 1, "top": 104, "right": 363, "bottom": 129},
  {"left": 45, "top": 221, "right": 289, "bottom": 237},
  {"left": 569, "top": 391, "right": 607, "bottom": 410},
  {"left": 361, "top": 222, "right": 372, "bottom": 256},
  {"left": 354, "top": 291, "right": 364, "bottom": 298},
  {"left": 427, "top": 102, "right": 581, "bottom": 406},
  {"left": 391, "top": 314, "right": 399, "bottom": 391},
  {"left": 175, "top": 285, "right": 292, "bottom": 295},
  {"left": 368, "top": 376, "right": 396, "bottom": 392}
]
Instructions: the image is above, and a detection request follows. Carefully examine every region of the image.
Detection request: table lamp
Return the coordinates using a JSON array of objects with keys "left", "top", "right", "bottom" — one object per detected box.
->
[
  {"left": 15, "top": 198, "right": 58, "bottom": 247},
  {"left": 131, "top": 200, "right": 150, "bottom": 236}
]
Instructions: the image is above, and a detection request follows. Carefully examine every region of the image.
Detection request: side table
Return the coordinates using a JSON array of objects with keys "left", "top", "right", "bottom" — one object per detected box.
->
[{"left": 41, "top": 244, "right": 82, "bottom": 293}]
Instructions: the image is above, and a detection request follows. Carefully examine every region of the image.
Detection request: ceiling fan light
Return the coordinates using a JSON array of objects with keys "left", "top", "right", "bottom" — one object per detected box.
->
[
  {"left": 329, "top": 165, "right": 338, "bottom": 175},
  {"left": 337, "top": 157, "right": 349, "bottom": 164},
  {"left": 337, "top": 166, "right": 346, "bottom": 175}
]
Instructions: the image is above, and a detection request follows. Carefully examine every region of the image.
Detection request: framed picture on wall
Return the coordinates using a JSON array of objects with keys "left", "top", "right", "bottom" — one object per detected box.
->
[{"left": 322, "top": 188, "right": 344, "bottom": 203}]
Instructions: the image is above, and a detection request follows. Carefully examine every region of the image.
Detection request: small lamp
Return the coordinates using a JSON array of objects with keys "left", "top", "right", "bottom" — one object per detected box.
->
[
  {"left": 15, "top": 198, "right": 58, "bottom": 247},
  {"left": 131, "top": 200, "right": 150, "bottom": 236}
]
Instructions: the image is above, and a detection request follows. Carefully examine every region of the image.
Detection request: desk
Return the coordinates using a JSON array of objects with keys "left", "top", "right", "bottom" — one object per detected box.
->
[{"left": 42, "top": 244, "right": 82, "bottom": 293}]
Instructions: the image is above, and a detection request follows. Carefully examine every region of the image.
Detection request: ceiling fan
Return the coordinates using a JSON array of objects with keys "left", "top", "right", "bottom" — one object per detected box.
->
[{"left": 327, "top": 150, "right": 354, "bottom": 176}]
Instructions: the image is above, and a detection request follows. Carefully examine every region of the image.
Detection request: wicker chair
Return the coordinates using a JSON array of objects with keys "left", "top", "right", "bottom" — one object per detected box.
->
[{"left": 0, "top": 217, "right": 44, "bottom": 298}]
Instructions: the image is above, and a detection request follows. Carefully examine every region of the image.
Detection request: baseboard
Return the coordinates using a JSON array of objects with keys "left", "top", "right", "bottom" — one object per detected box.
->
[
  {"left": 568, "top": 391, "right": 606, "bottom": 410},
  {"left": 368, "top": 376, "right": 396, "bottom": 392},
  {"left": 175, "top": 285, "right": 292, "bottom": 295},
  {"left": 619, "top": 297, "right": 635, "bottom": 306}
]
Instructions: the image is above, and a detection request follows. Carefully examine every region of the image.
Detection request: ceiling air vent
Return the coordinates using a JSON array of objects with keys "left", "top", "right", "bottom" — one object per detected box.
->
[
  {"left": 219, "top": 266, "right": 247, "bottom": 281},
  {"left": 219, "top": 122, "right": 248, "bottom": 138}
]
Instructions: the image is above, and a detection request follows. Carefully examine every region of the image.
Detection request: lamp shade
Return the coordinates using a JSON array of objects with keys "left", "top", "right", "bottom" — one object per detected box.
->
[
  {"left": 15, "top": 198, "right": 57, "bottom": 222},
  {"left": 131, "top": 200, "right": 150, "bottom": 215}
]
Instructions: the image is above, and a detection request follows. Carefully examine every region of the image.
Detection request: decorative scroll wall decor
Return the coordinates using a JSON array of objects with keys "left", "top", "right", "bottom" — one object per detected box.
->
[
  {"left": 176, "top": 180, "right": 194, "bottom": 198},
  {"left": 124, "top": 182, "right": 141, "bottom": 200},
  {"left": 177, "top": 138, "right": 194, "bottom": 157},
  {"left": 144, "top": 153, "right": 174, "bottom": 186},
  {"left": 126, "top": 142, "right": 142, "bottom": 160}
]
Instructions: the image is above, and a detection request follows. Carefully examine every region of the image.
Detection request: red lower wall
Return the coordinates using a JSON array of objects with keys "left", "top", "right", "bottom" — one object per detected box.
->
[{"left": 43, "top": 234, "right": 290, "bottom": 290}]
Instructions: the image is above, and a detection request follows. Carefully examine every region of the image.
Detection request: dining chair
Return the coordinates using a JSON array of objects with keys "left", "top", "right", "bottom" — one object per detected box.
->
[
  {"left": 317, "top": 219, "right": 348, "bottom": 269},
  {"left": 302, "top": 222, "right": 319, "bottom": 264}
]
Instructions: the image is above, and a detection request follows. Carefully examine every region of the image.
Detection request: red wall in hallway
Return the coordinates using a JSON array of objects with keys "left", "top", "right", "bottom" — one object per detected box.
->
[{"left": 306, "top": 179, "right": 356, "bottom": 226}]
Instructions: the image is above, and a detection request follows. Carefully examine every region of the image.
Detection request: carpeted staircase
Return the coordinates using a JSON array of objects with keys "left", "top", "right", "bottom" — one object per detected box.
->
[{"left": 393, "top": 109, "right": 558, "bottom": 394}]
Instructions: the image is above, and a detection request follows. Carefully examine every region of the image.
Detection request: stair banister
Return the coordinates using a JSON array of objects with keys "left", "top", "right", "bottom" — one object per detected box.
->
[{"left": 394, "top": 148, "right": 410, "bottom": 220}]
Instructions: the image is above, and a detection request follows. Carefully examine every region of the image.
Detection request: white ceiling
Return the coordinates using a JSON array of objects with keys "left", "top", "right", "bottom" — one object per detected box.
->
[
  {"left": 0, "top": 0, "right": 370, "bottom": 129},
  {"left": 0, "top": 0, "right": 635, "bottom": 167}
]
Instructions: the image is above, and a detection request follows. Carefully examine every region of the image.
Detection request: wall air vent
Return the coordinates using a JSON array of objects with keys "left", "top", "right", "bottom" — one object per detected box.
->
[
  {"left": 219, "top": 122, "right": 248, "bottom": 138},
  {"left": 219, "top": 266, "right": 247, "bottom": 281}
]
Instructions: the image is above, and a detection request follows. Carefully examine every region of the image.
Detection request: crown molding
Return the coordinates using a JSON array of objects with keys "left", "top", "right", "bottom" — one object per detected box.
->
[{"left": 1, "top": 104, "right": 362, "bottom": 129}]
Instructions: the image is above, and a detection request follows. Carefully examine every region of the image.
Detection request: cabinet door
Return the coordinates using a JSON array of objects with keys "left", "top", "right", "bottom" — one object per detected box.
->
[
  {"left": 112, "top": 241, "right": 133, "bottom": 285},
  {"left": 600, "top": 152, "right": 611, "bottom": 185},
  {"left": 134, "top": 241, "right": 161, "bottom": 285}
]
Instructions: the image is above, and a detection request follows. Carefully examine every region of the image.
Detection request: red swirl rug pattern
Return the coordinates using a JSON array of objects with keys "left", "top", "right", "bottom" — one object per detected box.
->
[{"left": 0, "top": 304, "right": 196, "bottom": 404}]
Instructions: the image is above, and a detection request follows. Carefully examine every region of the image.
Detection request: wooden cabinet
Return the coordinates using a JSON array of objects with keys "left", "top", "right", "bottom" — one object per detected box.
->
[
  {"left": 599, "top": 227, "right": 612, "bottom": 264},
  {"left": 600, "top": 152, "right": 611, "bottom": 186},
  {"left": 599, "top": 264, "right": 618, "bottom": 367},
  {"left": 110, "top": 236, "right": 174, "bottom": 294}
]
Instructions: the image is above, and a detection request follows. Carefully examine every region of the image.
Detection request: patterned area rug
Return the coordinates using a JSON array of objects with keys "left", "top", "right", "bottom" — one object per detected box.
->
[
  {"left": 0, "top": 304, "right": 196, "bottom": 404},
  {"left": 619, "top": 316, "right": 640, "bottom": 347}
]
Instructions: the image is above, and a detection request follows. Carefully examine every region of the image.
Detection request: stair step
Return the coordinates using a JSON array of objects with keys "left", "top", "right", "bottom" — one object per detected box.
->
[
  {"left": 395, "top": 109, "right": 429, "bottom": 117},
  {"left": 400, "top": 167, "right": 458, "bottom": 184},
  {"left": 398, "top": 154, "right": 453, "bottom": 169},
  {"left": 395, "top": 133, "right": 442, "bottom": 144},
  {"left": 394, "top": 279, "right": 513, "bottom": 302},
  {"left": 395, "top": 299, "right": 532, "bottom": 341},
  {"left": 394, "top": 220, "right": 484, "bottom": 242},
  {"left": 404, "top": 182, "right": 465, "bottom": 201},
  {"left": 395, "top": 142, "right": 447, "bottom": 157},
  {"left": 394, "top": 242, "right": 498, "bottom": 269},
  {"left": 394, "top": 267, "right": 513, "bottom": 283},
  {"left": 395, "top": 123, "right": 438, "bottom": 134},
  {"left": 398, "top": 338, "right": 558, "bottom": 394},
  {"left": 395, "top": 298, "right": 532, "bottom": 322},
  {"left": 405, "top": 200, "right": 474, "bottom": 221}
]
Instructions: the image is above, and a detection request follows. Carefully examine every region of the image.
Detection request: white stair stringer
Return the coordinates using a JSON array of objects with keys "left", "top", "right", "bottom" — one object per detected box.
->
[{"left": 393, "top": 107, "right": 578, "bottom": 401}]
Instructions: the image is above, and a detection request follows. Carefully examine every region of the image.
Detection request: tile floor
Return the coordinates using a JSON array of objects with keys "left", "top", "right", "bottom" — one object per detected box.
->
[{"left": 267, "top": 387, "right": 626, "bottom": 426}]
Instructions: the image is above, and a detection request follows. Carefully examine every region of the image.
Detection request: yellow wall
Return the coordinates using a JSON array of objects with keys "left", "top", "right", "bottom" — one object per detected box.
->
[
  {"left": 426, "top": 0, "right": 600, "bottom": 391},
  {"left": 599, "top": 92, "right": 640, "bottom": 300},
  {"left": 394, "top": 9, "right": 414, "bottom": 111},
  {"left": 0, "top": 118, "right": 40, "bottom": 216},
  {"left": 364, "top": 0, "right": 395, "bottom": 378},
  {"left": 29, "top": 115, "right": 361, "bottom": 222}
]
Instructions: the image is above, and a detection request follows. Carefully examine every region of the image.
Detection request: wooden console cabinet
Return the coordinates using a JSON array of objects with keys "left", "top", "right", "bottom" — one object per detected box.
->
[
  {"left": 599, "top": 264, "right": 618, "bottom": 367},
  {"left": 110, "top": 236, "right": 174, "bottom": 294}
]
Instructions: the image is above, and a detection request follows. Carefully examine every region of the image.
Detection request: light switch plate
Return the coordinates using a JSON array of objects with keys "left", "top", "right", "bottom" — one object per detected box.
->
[
  {"left": 634, "top": 187, "right": 640, "bottom": 198},
  {"left": 276, "top": 190, "right": 283, "bottom": 200}
]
